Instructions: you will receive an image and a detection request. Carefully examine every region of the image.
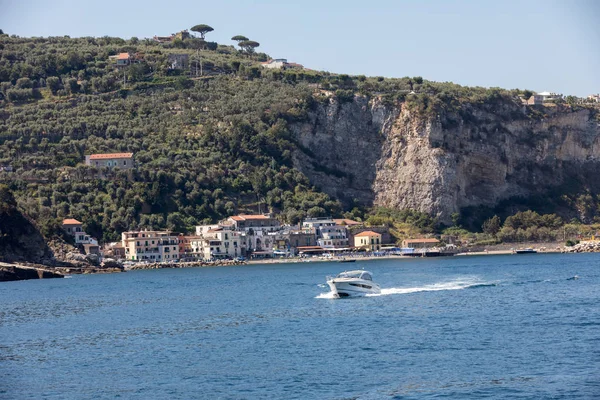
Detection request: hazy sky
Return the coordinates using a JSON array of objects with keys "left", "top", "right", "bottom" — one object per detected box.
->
[{"left": 2, "top": 0, "right": 599, "bottom": 96}]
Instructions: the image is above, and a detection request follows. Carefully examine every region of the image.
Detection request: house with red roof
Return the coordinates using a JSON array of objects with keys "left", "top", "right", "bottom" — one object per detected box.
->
[
  {"left": 226, "top": 214, "right": 281, "bottom": 232},
  {"left": 353, "top": 231, "right": 382, "bottom": 251},
  {"left": 62, "top": 218, "right": 98, "bottom": 246},
  {"left": 85, "top": 153, "right": 134, "bottom": 169}
]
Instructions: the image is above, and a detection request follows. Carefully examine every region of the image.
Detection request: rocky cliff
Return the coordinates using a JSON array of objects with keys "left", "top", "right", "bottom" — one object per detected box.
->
[
  {"left": 0, "top": 208, "right": 58, "bottom": 265},
  {"left": 291, "top": 94, "right": 600, "bottom": 223}
]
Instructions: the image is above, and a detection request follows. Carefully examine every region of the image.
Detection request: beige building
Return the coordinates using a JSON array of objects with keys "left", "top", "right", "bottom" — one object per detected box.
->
[
  {"left": 354, "top": 231, "right": 382, "bottom": 251},
  {"left": 85, "top": 153, "right": 134, "bottom": 169},
  {"left": 122, "top": 230, "right": 179, "bottom": 262}
]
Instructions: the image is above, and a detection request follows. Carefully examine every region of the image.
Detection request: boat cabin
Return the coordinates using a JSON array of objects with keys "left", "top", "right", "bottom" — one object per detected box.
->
[{"left": 336, "top": 270, "right": 373, "bottom": 281}]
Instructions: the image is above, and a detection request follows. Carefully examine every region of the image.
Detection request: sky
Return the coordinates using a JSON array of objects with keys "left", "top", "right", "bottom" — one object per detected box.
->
[{"left": 1, "top": 0, "right": 599, "bottom": 96}]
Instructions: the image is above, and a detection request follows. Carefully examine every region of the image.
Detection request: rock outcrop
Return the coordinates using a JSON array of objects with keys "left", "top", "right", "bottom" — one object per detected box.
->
[
  {"left": 0, "top": 206, "right": 58, "bottom": 265},
  {"left": 291, "top": 95, "right": 600, "bottom": 223},
  {"left": 562, "top": 240, "right": 600, "bottom": 253}
]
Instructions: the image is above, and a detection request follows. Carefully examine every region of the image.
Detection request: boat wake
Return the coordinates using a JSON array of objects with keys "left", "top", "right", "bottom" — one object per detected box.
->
[{"left": 315, "top": 277, "right": 495, "bottom": 299}]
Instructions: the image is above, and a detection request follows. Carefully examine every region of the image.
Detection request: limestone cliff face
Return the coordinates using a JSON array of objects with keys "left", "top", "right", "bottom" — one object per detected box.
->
[{"left": 290, "top": 95, "right": 600, "bottom": 223}]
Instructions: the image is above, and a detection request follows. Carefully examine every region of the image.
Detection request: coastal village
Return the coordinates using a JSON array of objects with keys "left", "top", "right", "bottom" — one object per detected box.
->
[{"left": 62, "top": 152, "right": 444, "bottom": 263}]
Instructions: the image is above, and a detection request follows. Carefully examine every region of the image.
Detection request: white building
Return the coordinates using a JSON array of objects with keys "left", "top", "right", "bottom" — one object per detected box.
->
[
  {"left": 122, "top": 230, "right": 179, "bottom": 262},
  {"left": 537, "top": 91, "right": 563, "bottom": 102},
  {"left": 261, "top": 59, "right": 288, "bottom": 69},
  {"left": 302, "top": 217, "right": 349, "bottom": 248},
  {"left": 192, "top": 226, "right": 244, "bottom": 259},
  {"left": 62, "top": 218, "right": 98, "bottom": 245},
  {"left": 260, "top": 59, "right": 303, "bottom": 70}
]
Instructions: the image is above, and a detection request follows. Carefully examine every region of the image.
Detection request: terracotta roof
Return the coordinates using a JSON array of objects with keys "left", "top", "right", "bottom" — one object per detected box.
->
[
  {"left": 62, "top": 218, "right": 82, "bottom": 225},
  {"left": 403, "top": 238, "right": 440, "bottom": 243},
  {"left": 354, "top": 231, "right": 382, "bottom": 237},
  {"left": 243, "top": 214, "right": 270, "bottom": 220},
  {"left": 231, "top": 214, "right": 270, "bottom": 221},
  {"left": 117, "top": 53, "right": 130, "bottom": 60},
  {"left": 88, "top": 153, "right": 133, "bottom": 160},
  {"left": 333, "top": 218, "right": 361, "bottom": 226}
]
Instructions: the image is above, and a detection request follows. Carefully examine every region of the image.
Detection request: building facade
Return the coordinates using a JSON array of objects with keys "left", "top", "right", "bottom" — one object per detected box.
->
[
  {"left": 122, "top": 230, "right": 179, "bottom": 262},
  {"left": 401, "top": 238, "right": 440, "bottom": 249},
  {"left": 303, "top": 218, "right": 349, "bottom": 248},
  {"left": 226, "top": 214, "right": 281, "bottom": 232},
  {"left": 85, "top": 153, "right": 134, "bottom": 169},
  {"left": 354, "top": 231, "right": 382, "bottom": 251},
  {"left": 168, "top": 53, "right": 189, "bottom": 70},
  {"left": 62, "top": 218, "right": 97, "bottom": 245}
]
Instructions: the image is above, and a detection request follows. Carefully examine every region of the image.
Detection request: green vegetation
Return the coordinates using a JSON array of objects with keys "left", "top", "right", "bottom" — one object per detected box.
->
[{"left": 0, "top": 31, "right": 598, "bottom": 246}]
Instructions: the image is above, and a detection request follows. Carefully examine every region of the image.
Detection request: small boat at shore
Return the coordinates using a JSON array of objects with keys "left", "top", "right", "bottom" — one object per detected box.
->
[
  {"left": 326, "top": 270, "right": 381, "bottom": 298},
  {"left": 338, "top": 259, "right": 355, "bottom": 263},
  {"left": 515, "top": 248, "right": 537, "bottom": 254}
]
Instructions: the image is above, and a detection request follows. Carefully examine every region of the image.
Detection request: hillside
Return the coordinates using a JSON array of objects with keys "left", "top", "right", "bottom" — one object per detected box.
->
[{"left": 1, "top": 32, "right": 600, "bottom": 241}]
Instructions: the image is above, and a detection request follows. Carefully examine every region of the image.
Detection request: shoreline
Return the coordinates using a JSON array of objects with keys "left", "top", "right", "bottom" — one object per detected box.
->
[{"left": 2, "top": 242, "right": 594, "bottom": 282}]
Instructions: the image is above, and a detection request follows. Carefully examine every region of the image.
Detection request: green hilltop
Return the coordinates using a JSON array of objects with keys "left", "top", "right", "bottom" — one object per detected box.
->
[{"left": 0, "top": 28, "right": 599, "bottom": 245}]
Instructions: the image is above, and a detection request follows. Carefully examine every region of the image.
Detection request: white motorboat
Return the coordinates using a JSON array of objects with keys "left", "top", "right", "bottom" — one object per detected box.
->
[{"left": 326, "top": 270, "right": 381, "bottom": 298}]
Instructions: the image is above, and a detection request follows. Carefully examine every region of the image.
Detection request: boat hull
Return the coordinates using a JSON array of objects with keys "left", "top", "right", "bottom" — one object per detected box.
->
[{"left": 327, "top": 279, "right": 381, "bottom": 298}]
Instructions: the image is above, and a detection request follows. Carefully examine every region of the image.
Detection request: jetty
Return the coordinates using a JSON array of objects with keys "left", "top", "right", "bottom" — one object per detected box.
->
[{"left": 0, "top": 262, "right": 64, "bottom": 282}]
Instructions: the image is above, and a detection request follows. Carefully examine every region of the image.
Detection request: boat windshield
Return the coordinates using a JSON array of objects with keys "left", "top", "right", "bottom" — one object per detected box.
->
[{"left": 337, "top": 270, "right": 373, "bottom": 280}]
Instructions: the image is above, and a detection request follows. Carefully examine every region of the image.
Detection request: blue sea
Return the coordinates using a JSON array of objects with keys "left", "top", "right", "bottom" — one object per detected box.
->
[{"left": 1, "top": 253, "right": 599, "bottom": 399}]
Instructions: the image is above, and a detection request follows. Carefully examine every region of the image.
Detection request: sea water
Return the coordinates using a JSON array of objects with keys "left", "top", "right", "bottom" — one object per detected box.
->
[{"left": 0, "top": 253, "right": 598, "bottom": 399}]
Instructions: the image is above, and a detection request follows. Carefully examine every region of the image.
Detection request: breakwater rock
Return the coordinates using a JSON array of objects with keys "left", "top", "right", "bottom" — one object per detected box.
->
[
  {"left": 0, "top": 262, "right": 64, "bottom": 282},
  {"left": 562, "top": 241, "right": 600, "bottom": 253},
  {"left": 128, "top": 260, "right": 247, "bottom": 270}
]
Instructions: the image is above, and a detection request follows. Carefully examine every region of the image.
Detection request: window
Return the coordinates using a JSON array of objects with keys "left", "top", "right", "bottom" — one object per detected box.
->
[
  {"left": 123, "top": 160, "right": 127, "bottom": 166},
  {"left": 145, "top": 241, "right": 148, "bottom": 246},
  {"left": 152, "top": 240, "right": 155, "bottom": 244},
  {"left": 225, "top": 233, "right": 229, "bottom": 240}
]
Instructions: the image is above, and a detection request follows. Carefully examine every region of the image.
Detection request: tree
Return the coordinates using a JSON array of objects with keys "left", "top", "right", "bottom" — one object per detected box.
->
[
  {"left": 46, "top": 76, "right": 61, "bottom": 95},
  {"left": 450, "top": 212, "right": 460, "bottom": 227},
  {"left": 522, "top": 90, "right": 533, "bottom": 100},
  {"left": 190, "top": 24, "right": 214, "bottom": 39},
  {"left": 238, "top": 40, "right": 260, "bottom": 53},
  {"left": 231, "top": 35, "right": 249, "bottom": 42},
  {"left": 0, "top": 184, "right": 17, "bottom": 213},
  {"left": 566, "top": 95, "right": 578, "bottom": 107},
  {"left": 482, "top": 215, "right": 501, "bottom": 235}
]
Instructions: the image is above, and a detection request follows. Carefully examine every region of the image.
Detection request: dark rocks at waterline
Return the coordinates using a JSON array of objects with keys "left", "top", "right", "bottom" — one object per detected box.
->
[{"left": 0, "top": 263, "right": 64, "bottom": 282}]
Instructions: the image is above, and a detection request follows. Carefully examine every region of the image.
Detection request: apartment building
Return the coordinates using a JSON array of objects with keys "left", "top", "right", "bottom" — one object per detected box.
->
[{"left": 121, "top": 230, "right": 179, "bottom": 262}]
